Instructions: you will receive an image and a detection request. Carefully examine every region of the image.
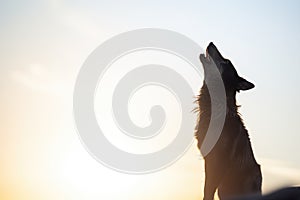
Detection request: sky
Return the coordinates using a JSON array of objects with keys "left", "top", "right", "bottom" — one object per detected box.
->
[{"left": 0, "top": 0, "right": 300, "bottom": 199}]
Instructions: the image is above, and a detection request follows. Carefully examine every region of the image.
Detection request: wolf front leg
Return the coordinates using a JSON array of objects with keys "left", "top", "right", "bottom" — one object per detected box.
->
[
  {"left": 203, "top": 160, "right": 227, "bottom": 200},
  {"left": 203, "top": 174, "right": 217, "bottom": 200}
]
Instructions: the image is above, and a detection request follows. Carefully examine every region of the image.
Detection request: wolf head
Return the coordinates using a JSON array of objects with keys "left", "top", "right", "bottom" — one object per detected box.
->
[{"left": 200, "top": 42, "right": 254, "bottom": 94}]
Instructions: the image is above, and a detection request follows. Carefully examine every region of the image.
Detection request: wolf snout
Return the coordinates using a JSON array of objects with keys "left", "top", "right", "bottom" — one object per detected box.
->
[{"left": 208, "top": 42, "right": 215, "bottom": 48}]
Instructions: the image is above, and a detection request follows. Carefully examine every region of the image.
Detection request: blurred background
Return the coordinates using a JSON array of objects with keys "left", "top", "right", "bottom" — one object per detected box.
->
[{"left": 0, "top": 0, "right": 300, "bottom": 199}]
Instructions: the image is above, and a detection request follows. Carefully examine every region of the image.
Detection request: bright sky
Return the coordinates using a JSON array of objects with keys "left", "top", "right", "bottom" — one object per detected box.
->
[{"left": 1, "top": 0, "right": 300, "bottom": 199}]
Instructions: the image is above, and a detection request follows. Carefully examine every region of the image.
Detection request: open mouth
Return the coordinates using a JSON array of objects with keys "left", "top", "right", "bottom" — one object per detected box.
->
[{"left": 205, "top": 48, "right": 211, "bottom": 62}]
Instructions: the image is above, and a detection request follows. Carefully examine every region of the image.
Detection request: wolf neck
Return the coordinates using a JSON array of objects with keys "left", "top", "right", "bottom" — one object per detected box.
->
[
  {"left": 226, "top": 89, "right": 239, "bottom": 116},
  {"left": 199, "top": 83, "right": 239, "bottom": 117},
  {"left": 195, "top": 83, "right": 241, "bottom": 149}
]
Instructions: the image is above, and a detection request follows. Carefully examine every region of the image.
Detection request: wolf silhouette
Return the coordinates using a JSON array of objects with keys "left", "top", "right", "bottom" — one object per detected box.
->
[{"left": 195, "top": 42, "right": 262, "bottom": 200}]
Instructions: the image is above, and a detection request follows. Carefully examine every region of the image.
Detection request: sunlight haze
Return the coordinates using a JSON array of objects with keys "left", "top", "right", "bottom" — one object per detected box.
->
[{"left": 1, "top": 0, "right": 300, "bottom": 199}]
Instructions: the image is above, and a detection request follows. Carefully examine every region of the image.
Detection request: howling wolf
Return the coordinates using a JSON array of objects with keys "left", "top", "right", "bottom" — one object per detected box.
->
[{"left": 195, "top": 42, "right": 262, "bottom": 200}]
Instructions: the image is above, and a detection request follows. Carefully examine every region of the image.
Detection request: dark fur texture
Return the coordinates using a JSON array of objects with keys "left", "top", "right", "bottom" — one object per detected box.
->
[{"left": 195, "top": 43, "right": 262, "bottom": 200}]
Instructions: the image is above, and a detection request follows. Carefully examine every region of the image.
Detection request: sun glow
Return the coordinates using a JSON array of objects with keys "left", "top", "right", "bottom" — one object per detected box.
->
[{"left": 1, "top": 0, "right": 300, "bottom": 199}]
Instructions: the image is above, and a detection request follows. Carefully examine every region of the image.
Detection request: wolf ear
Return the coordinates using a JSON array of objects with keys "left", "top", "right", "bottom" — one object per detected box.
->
[{"left": 237, "top": 77, "right": 255, "bottom": 91}]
